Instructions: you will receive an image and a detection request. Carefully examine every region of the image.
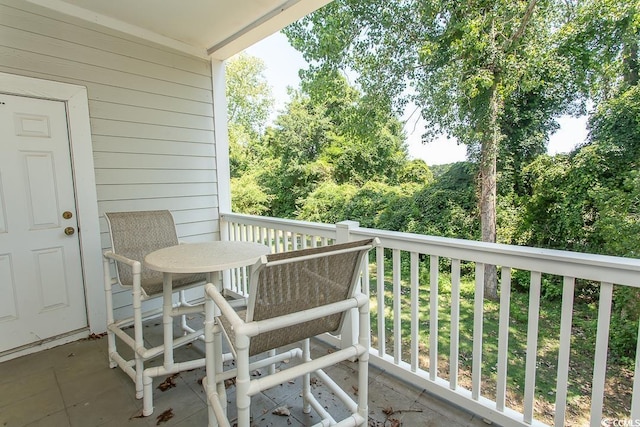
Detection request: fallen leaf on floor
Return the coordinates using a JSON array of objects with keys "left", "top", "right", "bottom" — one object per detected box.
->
[
  {"left": 86, "top": 332, "right": 107, "bottom": 340},
  {"left": 156, "top": 408, "right": 174, "bottom": 425},
  {"left": 272, "top": 406, "right": 291, "bottom": 416},
  {"left": 225, "top": 378, "right": 236, "bottom": 388},
  {"left": 389, "top": 418, "right": 401, "bottom": 427},
  {"left": 382, "top": 407, "right": 394, "bottom": 416},
  {"left": 67, "top": 353, "right": 75, "bottom": 357},
  {"left": 157, "top": 374, "right": 179, "bottom": 391},
  {"left": 352, "top": 385, "right": 359, "bottom": 395}
]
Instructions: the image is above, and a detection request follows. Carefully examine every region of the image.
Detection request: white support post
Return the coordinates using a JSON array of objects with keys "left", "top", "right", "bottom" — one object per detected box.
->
[
  {"left": 336, "top": 220, "right": 360, "bottom": 350},
  {"left": 211, "top": 58, "right": 232, "bottom": 293}
]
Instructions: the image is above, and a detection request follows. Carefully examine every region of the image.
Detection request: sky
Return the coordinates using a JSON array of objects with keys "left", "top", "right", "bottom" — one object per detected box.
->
[{"left": 245, "top": 32, "right": 589, "bottom": 166}]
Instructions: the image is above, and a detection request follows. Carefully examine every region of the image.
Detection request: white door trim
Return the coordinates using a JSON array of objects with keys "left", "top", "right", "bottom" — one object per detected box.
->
[{"left": 0, "top": 72, "right": 105, "bottom": 334}]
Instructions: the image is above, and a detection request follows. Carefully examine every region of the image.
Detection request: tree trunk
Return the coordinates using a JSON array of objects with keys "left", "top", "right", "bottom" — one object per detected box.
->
[{"left": 480, "top": 82, "right": 500, "bottom": 300}]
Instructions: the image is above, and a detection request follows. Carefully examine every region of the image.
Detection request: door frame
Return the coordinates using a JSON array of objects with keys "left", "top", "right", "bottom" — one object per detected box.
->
[{"left": 0, "top": 72, "right": 105, "bottom": 339}]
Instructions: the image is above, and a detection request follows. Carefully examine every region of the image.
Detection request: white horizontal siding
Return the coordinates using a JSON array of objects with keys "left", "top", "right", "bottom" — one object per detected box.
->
[
  {"left": 0, "top": 0, "right": 223, "bottom": 318},
  {"left": 93, "top": 152, "right": 215, "bottom": 170},
  {"left": 94, "top": 169, "right": 216, "bottom": 185},
  {"left": 89, "top": 101, "right": 214, "bottom": 130},
  {"left": 92, "top": 136, "right": 215, "bottom": 157}
]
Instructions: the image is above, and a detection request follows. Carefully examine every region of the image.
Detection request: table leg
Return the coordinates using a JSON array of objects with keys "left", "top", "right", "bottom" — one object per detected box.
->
[{"left": 163, "top": 272, "right": 174, "bottom": 370}]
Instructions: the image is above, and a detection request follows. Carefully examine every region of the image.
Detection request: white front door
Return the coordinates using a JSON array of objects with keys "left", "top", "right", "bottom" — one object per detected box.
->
[{"left": 0, "top": 94, "right": 87, "bottom": 353}]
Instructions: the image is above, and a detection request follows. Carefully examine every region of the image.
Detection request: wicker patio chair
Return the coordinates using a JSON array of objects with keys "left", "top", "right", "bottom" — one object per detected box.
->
[
  {"left": 203, "top": 238, "right": 378, "bottom": 427},
  {"left": 102, "top": 210, "right": 206, "bottom": 413}
]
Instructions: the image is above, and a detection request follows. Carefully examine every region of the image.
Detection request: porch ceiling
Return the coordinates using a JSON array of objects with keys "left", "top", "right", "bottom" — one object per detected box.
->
[{"left": 24, "top": 0, "right": 331, "bottom": 59}]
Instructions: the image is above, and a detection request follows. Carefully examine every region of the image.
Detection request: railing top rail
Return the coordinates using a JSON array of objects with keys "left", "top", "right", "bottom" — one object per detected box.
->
[
  {"left": 223, "top": 212, "right": 640, "bottom": 286},
  {"left": 349, "top": 227, "right": 640, "bottom": 286},
  {"left": 221, "top": 212, "right": 337, "bottom": 239}
]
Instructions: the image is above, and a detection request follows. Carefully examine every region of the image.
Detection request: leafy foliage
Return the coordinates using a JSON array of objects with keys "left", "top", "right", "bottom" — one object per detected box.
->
[{"left": 227, "top": 1, "right": 640, "bottom": 359}]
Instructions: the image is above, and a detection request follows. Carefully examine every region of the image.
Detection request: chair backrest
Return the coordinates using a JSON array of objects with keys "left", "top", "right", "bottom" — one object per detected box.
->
[
  {"left": 105, "top": 210, "right": 179, "bottom": 288},
  {"left": 246, "top": 238, "right": 375, "bottom": 356}
]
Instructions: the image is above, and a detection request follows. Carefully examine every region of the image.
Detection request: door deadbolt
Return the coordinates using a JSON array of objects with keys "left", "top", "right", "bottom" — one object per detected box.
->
[
  {"left": 64, "top": 227, "right": 75, "bottom": 236},
  {"left": 62, "top": 211, "right": 73, "bottom": 219}
]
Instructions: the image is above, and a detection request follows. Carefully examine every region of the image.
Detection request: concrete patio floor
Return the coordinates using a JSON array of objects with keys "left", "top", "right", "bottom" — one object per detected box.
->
[{"left": 0, "top": 318, "right": 494, "bottom": 427}]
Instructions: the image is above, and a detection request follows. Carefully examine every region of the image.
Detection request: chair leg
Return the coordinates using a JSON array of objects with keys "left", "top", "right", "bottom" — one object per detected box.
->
[
  {"left": 132, "top": 279, "right": 145, "bottom": 399},
  {"left": 357, "top": 303, "right": 370, "bottom": 425},
  {"left": 302, "top": 339, "right": 312, "bottom": 414},
  {"left": 236, "top": 335, "right": 251, "bottom": 427},
  {"left": 214, "top": 324, "right": 227, "bottom": 416},
  {"left": 103, "top": 258, "right": 118, "bottom": 369},
  {"left": 204, "top": 295, "right": 223, "bottom": 427},
  {"left": 267, "top": 349, "right": 277, "bottom": 375},
  {"left": 142, "top": 371, "right": 154, "bottom": 416}
]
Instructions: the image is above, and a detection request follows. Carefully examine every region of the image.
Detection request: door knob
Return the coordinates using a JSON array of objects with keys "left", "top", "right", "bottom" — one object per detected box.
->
[{"left": 64, "top": 227, "right": 75, "bottom": 236}]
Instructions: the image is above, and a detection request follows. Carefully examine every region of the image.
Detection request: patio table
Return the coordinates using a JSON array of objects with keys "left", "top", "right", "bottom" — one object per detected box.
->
[{"left": 142, "top": 240, "right": 270, "bottom": 414}]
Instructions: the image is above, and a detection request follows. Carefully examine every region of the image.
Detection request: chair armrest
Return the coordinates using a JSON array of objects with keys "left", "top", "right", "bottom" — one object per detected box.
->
[
  {"left": 103, "top": 251, "right": 140, "bottom": 269},
  {"left": 205, "top": 283, "right": 245, "bottom": 329},
  {"left": 103, "top": 251, "right": 140, "bottom": 267},
  {"left": 242, "top": 294, "right": 366, "bottom": 338}
]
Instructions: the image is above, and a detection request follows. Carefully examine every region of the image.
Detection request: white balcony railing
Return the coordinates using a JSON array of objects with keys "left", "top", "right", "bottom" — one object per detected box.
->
[{"left": 220, "top": 212, "right": 640, "bottom": 427}]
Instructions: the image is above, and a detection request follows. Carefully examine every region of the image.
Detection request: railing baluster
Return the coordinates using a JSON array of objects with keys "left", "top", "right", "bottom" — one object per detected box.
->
[
  {"left": 496, "top": 266, "right": 512, "bottom": 412},
  {"left": 377, "top": 247, "right": 385, "bottom": 358},
  {"left": 362, "top": 253, "right": 371, "bottom": 297},
  {"left": 219, "top": 213, "right": 640, "bottom": 427},
  {"left": 430, "top": 255, "right": 439, "bottom": 381},
  {"left": 236, "top": 222, "right": 241, "bottom": 241},
  {"left": 554, "top": 276, "right": 575, "bottom": 427},
  {"left": 590, "top": 282, "right": 613, "bottom": 423},
  {"left": 524, "top": 271, "right": 542, "bottom": 424},
  {"left": 393, "top": 249, "right": 401, "bottom": 364},
  {"left": 472, "top": 263, "right": 485, "bottom": 400},
  {"left": 410, "top": 252, "right": 419, "bottom": 372},
  {"left": 277, "top": 229, "right": 283, "bottom": 253},
  {"left": 233, "top": 223, "right": 241, "bottom": 291},
  {"left": 450, "top": 259, "right": 461, "bottom": 390},
  {"left": 284, "top": 230, "right": 290, "bottom": 251}
]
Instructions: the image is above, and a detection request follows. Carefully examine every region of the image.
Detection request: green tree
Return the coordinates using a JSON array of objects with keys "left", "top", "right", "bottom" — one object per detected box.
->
[
  {"left": 226, "top": 54, "right": 275, "bottom": 212},
  {"left": 226, "top": 53, "right": 274, "bottom": 139},
  {"left": 559, "top": 0, "right": 640, "bottom": 101},
  {"left": 260, "top": 72, "right": 410, "bottom": 218},
  {"left": 226, "top": 54, "right": 274, "bottom": 178},
  {"left": 285, "top": 0, "right": 575, "bottom": 298},
  {"left": 230, "top": 173, "right": 274, "bottom": 215},
  {"left": 302, "top": 69, "right": 408, "bottom": 185},
  {"left": 297, "top": 181, "right": 358, "bottom": 223},
  {"left": 260, "top": 92, "right": 335, "bottom": 217}
]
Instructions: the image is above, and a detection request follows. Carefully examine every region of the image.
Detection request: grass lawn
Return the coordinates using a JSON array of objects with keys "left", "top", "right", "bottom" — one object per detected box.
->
[{"left": 368, "top": 257, "right": 634, "bottom": 426}]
